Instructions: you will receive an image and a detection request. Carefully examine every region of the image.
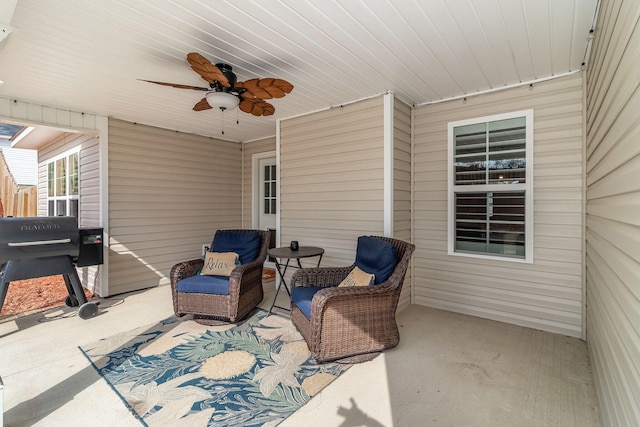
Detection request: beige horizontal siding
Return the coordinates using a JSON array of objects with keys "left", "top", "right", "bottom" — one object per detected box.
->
[
  {"left": 37, "top": 131, "right": 103, "bottom": 294},
  {"left": 413, "top": 73, "right": 585, "bottom": 337},
  {"left": 107, "top": 119, "right": 242, "bottom": 296},
  {"left": 279, "top": 96, "right": 385, "bottom": 268},
  {"left": 584, "top": 0, "right": 640, "bottom": 425}
]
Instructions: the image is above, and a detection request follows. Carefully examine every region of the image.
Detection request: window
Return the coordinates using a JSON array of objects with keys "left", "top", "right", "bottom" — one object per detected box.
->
[
  {"left": 47, "top": 151, "right": 79, "bottom": 218},
  {"left": 448, "top": 110, "right": 533, "bottom": 262},
  {"left": 263, "top": 164, "right": 276, "bottom": 214}
]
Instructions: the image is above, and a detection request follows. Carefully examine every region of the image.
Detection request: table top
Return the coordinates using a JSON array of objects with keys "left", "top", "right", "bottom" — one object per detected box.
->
[{"left": 267, "top": 246, "right": 324, "bottom": 259}]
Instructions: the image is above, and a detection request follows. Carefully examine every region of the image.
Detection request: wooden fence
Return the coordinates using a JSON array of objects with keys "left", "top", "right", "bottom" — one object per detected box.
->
[{"left": 0, "top": 152, "right": 38, "bottom": 218}]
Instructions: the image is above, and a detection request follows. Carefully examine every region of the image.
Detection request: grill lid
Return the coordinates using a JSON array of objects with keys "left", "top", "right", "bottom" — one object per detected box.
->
[{"left": 0, "top": 217, "right": 79, "bottom": 266}]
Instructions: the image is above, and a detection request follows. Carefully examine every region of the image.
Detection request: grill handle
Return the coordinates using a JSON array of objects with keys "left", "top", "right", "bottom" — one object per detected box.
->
[{"left": 8, "top": 238, "right": 72, "bottom": 247}]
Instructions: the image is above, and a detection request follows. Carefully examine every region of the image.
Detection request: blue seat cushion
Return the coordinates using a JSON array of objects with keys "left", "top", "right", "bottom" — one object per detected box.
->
[
  {"left": 212, "top": 230, "right": 261, "bottom": 265},
  {"left": 354, "top": 236, "right": 397, "bottom": 284},
  {"left": 176, "top": 274, "right": 230, "bottom": 295},
  {"left": 291, "top": 286, "right": 324, "bottom": 319}
]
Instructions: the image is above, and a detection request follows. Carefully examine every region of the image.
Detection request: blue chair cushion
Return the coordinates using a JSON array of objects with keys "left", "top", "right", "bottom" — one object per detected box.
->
[
  {"left": 212, "top": 230, "right": 261, "bottom": 264},
  {"left": 176, "top": 274, "right": 230, "bottom": 295},
  {"left": 354, "top": 236, "right": 397, "bottom": 284},
  {"left": 291, "top": 286, "right": 324, "bottom": 319}
]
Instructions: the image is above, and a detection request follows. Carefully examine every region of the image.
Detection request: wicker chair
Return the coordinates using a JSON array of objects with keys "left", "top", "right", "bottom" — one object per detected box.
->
[
  {"left": 170, "top": 229, "right": 270, "bottom": 324},
  {"left": 290, "top": 236, "right": 415, "bottom": 363}
]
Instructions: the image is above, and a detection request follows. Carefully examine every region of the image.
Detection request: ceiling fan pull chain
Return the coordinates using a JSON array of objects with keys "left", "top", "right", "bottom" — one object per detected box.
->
[{"left": 221, "top": 109, "right": 225, "bottom": 135}]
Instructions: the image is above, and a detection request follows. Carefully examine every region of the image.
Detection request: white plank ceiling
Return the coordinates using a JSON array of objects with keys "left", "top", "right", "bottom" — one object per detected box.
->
[{"left": 0, "top": 0, "right": 598, "bottom": 143}]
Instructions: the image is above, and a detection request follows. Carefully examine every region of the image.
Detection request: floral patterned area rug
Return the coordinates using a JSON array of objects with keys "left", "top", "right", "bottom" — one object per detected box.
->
[{"left": 79, "top": 310, "right": 350, "bottom": 426}]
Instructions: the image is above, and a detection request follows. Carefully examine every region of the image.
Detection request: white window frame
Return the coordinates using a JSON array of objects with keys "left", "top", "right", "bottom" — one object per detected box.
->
[
  {"left": 447, "top": 109, "right": 534, "bottom": 263},
  {"left": 47, "top": 149, "right": 80, "bottom": 218}
]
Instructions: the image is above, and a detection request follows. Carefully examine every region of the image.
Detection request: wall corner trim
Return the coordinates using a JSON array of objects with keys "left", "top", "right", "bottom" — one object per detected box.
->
[{"left": 384, "top": 92, "right": 394, "bottom": 237}]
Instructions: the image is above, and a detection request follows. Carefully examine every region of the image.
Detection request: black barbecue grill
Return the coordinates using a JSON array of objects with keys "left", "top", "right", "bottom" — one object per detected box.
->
[{"left": 0, "top": 217, "right": 103, "bottom": 319}]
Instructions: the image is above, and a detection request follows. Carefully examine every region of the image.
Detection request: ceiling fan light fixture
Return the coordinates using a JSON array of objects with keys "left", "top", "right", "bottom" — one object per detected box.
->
[
  {"left": 142, "top": 53, "right": 293, "bottom": 117},
  {"left": 205, "top": 91, "right": 239, "bottom": 111}
]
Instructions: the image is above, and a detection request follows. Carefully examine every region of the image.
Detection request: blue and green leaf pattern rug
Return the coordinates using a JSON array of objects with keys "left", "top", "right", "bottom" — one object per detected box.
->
[{"left": 80, "top": 310, "right": 350, "bottom": 426}]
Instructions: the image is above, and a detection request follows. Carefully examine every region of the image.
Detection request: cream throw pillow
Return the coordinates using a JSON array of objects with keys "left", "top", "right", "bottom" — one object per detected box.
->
[
  {"left": 338, "top": 266, "right": 375, "bottom": 287},
  {"left": 201, "top": 252, "right": 239, "bottom": 276}
]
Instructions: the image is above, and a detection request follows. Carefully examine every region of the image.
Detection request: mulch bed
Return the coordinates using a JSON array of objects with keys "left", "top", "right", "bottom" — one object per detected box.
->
[{"left": 0, "top": 275, "right": 93, "bottom": 318}]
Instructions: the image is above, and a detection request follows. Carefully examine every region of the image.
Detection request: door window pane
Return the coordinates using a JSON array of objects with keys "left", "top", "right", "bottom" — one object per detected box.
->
[{"left": 263, "top": 164, "right": 276, "bottom": 215}]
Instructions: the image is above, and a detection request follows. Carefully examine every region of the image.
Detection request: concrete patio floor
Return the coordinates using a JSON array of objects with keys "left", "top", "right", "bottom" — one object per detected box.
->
[{"left": 0, "top": 281, "right": 600, "bottom": 426}]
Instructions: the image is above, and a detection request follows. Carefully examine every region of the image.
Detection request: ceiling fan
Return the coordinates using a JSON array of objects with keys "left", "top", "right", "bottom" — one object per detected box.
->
[{"left": 141, "top": 52, "right": 293, "bottom": 117}]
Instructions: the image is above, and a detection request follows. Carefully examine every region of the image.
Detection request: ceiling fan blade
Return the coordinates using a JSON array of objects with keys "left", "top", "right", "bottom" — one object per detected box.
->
[
  {"left": 139, "top": 79, "right": 209, "bottom": 91},
  {"left": 187, "top": 52, "right": 230, "bottom": 87},
  {"left": 239, "top": 98, "right": 275, "bottom": 116},
  {"left": 193, "top": 98, "right": 213, "bottom": 111},
  {"left": 236, "top": 78, "right": 293, "bottom": 100}
]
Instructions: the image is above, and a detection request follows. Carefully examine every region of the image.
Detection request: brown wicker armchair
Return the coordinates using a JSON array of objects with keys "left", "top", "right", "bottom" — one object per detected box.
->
[
  {"left": 290, "top": 236, "right": 415, "bottom": 363},
  {"left": 170, "top": 229, "right": 270, "bottom": 324}
]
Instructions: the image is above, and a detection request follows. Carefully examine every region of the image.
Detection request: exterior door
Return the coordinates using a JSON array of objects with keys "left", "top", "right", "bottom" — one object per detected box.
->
[{"left": 256, "top": 156, "right": 276, "bottom": 268}]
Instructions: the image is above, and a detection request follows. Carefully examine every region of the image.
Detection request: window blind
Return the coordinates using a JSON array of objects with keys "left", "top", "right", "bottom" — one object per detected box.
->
[{"left": 454, "top": 117, "right": 526, "bottom": 186}]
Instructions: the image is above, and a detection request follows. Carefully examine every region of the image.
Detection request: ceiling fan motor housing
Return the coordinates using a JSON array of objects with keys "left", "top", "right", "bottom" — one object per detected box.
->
[{"left": 215, "top": 63, "right": 237, "bottom": 91}]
